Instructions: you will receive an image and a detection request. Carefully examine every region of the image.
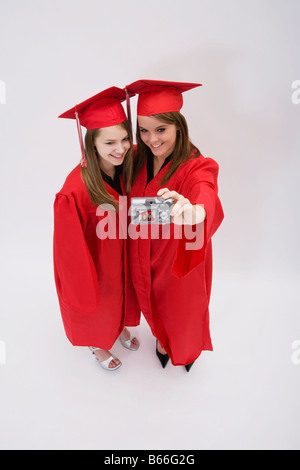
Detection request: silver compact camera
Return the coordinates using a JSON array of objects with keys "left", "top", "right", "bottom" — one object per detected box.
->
[{"left": 130, "top": 197, "right": 173, "bottom": 225}]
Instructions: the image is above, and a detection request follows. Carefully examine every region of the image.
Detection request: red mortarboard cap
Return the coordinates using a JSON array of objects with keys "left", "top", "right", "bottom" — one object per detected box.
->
[
  {"left": 125, "top": 79, "right": 202, "bottom": 116},
  {"left": 58, "top": 86, "right": 135, "bottom": 167},
  {"left": 58, "top": 86, "right": 131, "bottom": 129}
]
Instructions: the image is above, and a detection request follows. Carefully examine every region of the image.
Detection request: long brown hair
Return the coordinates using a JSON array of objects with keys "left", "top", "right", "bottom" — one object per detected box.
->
[
  {"left": 81, "top": 120, "right": 133, "bottom": 210},
  {"left": 133, "top": 112, "right": 200, "bottom": 185}
]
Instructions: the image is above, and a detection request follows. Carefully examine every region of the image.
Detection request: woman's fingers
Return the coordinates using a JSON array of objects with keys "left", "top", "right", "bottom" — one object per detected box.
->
[
  {"left": 157, "top": 188, "right": 169, "bottom": 196},
  {"left": 157, "top": 189, "right": 198, "bottom": 224},
  {"left": 171, "top": 197, "right": 189, "bottom": 217},
  {"left": 158, "top": 188, "right": 180, "bottom": 199}
]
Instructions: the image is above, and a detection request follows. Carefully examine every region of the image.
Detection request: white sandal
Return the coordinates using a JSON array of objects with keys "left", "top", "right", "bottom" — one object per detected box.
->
[
  {"left": 119, "top": 332, "right": 140, "bottom": 351},
  {"left": 89, "top": 347, "right": 122, "bottom": 371}
]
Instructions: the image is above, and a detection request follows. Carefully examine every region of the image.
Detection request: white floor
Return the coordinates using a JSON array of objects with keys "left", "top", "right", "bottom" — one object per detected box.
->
[{"left": 0, "top": 254, "right": 299, "bottom": 450}]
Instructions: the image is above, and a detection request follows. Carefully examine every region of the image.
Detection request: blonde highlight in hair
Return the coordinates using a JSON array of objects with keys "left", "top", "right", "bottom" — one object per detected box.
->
[{"left": 81, "top": 121, "right": 133, "bottom": 210}]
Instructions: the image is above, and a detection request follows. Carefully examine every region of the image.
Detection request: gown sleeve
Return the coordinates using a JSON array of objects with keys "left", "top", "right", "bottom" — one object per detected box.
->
[
  {"left": 171, "top": 157, "right": 224, "bottom": 278},
  {"left": 53, "top": 193, "right": 100, "bottom": 314}
]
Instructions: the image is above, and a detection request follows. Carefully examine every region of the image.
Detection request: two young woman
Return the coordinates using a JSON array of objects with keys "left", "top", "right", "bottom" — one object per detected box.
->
[{"left": 53, "top": 80, "right": 224, "bottom": 372}]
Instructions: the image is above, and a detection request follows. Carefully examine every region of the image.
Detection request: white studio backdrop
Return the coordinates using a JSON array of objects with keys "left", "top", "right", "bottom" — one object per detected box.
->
[{"left": 0, "top": 0, "right": 299, "bottom": 450}]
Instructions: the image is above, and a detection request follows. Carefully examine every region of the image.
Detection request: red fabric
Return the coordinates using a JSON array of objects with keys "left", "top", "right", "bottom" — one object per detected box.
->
[
  {"left": 127, "top": 153, "right": 224, "bottom": 365},
  {"left": 53, "top": 165, "right": 140, "bottom": 348},
  {"left": 126, "top": 80, "right": 202, "bottom": 115},
  {"left": 58, "top": 87, "right": 133, "bottom": 129}
]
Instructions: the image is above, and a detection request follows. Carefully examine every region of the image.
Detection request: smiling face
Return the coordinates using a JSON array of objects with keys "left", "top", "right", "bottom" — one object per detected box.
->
[
  {"left": 94, "top": 124, "right": 131, "bottom": 175},
  {"left": 138, "top": 115, "right": 178, "bottom": 160}
]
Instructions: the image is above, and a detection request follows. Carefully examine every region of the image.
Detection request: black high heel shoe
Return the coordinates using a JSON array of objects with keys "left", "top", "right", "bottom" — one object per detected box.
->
[
  {"left": 185, "top": 361, "right": 195, "bottom": 372},
  {"left": 156, "top": 340, "right": 170, "bottom": 368}
]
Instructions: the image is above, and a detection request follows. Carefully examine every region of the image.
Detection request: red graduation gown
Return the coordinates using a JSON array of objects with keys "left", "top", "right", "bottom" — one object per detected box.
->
[
  {"left": 127, "top": 152, "right": 224, "bottom": 366},
  {"left": 53, "top": 164, "right": 139, "bottom": 348}
]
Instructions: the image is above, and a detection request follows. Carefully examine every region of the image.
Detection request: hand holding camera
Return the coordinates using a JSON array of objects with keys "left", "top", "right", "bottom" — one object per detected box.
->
[
  {"left": 157, "top": 188, "right": 206, "bottom": 225},
  {"left": 130, "top": 189, "right": 207, "bottom": 226}
]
